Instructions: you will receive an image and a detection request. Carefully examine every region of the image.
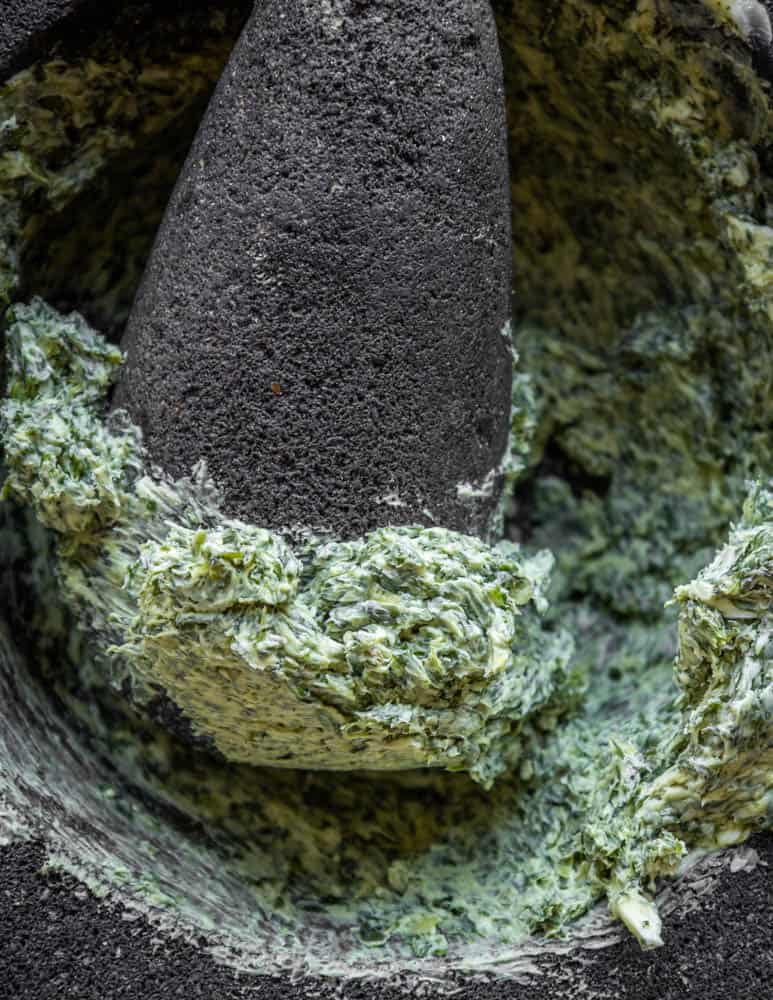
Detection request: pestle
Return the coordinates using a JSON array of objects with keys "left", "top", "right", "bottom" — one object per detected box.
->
[
  {"left": 81, "top": 0, "right": 530, "bottom": 775},
  {"left": 112, "top": 0, "right": 513, "bottom": 542}
]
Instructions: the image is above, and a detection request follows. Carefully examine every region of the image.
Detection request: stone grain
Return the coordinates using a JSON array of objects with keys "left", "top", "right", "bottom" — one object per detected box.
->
[
  {"left": 114, "top": 0, "right": 513, "bottom": 539},
  {"left": 1, "top": 838, "right": 771, "bottom": 999}
]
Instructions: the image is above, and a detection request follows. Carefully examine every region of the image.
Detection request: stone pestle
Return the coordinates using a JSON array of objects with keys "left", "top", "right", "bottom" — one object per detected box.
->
[{"left": 112, "top": 0, "right": 513, "bottom": 542}]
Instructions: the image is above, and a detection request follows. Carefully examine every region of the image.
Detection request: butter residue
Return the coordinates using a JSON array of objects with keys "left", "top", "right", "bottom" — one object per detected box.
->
[
  {"left": 0, "top": 0, "right": 772, "bottom": 970},
  {"left": 1, "top": 299, "right": 575, "bottom": 786},
  {"left": 3, "top": 299, "right": 773, "bottom": 963}
]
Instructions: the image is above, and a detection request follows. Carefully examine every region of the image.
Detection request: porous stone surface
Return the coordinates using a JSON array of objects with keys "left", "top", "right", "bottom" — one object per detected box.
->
[
  {"left": 0, "top": 0, "right": 89, "bottom": 78},
  {"left": 113, "top": 0, "right": 513, "bottom": 540},
  {"left": 0, "top": 0, "right": 249, "bottom": 80},
  {"left": 1, "top": 837, "right": 771, "bottom": 999}
]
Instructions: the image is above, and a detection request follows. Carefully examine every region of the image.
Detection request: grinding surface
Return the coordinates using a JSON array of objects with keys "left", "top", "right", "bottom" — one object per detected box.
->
[
  {"left": 0, "top": 0, "right": 250, "bottom": 81},
  {"left": 0, "top": 0, "right": 91, "bottom": 78},
  {"left": 113, "top": 0, "right": 513, "bottom": 540},
  {"left": 1, "top": 837, "right": 771, "bottom": 999}
]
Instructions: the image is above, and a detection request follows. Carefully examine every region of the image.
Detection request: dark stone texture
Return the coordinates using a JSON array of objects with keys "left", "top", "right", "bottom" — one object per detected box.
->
[
  {"left": 0, "top": 0, "right": 90, "bottom": 78},
  {"left": 113, "top": 0, "right": 513, "bottom": 540},
  {"left": 2, "top": 836, "right": 772, "bottom": 999},
  {"left": 0, "top": 840, "right": 246, "bottom": 1000},
  {"left": 0, "top": 1, "right": 251, "bottom": 86}
]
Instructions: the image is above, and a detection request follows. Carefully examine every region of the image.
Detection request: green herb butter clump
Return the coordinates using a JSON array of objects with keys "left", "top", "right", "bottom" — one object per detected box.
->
[
  {"left": 574, "top": 481, "right": 773, "bottom": 946},
  {"left": 1, "top": 299, "right": 575, "bottom": 785},
  {"left": 4, "top": 298, "right": 773, "bottom": 960},
  {"left": 642, "top": 481, "right": 773, "bottom": 849},
  {"left": 495, "top": 0, "right": 773, "bottom": 617},
  {"left": 1, "top": 302, "right": 141, "bottom": 534}
]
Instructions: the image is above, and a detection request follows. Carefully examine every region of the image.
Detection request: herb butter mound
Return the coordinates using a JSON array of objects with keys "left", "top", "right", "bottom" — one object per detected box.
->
[
  {"left": 1, "top": 299, "right": 575, "bottom": 784},
  {"left": 641, "top": 481, "right": 773, "bottom": 848},
  {"left": 568, "top": 481, "right": 773, "bottom": 948}
]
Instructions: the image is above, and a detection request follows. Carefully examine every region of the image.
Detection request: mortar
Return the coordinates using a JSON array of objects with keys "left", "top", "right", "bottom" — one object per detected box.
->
[{"left": 1, "top": 1, "right": 772, "bottom": 997}]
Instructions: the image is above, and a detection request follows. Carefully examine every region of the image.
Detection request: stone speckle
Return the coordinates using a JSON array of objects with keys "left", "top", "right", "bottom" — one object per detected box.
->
[
  {"left": 0, "top": 0, "right": 88, "bottom": 78},
  {"left": 1, "top": 837, "right": 771, "bottom": 999},
  {"left": 113, "top": 0, "right": 513, "bottom": 540}
]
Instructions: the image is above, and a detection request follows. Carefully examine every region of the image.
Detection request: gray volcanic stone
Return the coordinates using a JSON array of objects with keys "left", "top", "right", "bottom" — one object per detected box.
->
[
  {"left": 113, "top": 0, "right": 513, "bottom": 540},
  {"left": 0, "top": 0, "right": 88, "bottom": 78},
  {"left": 0, "top": 0, "right": 249, "bottom": 80},
  {"left": 2, "top": 837, "right": 772, "bottom": 999}
]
